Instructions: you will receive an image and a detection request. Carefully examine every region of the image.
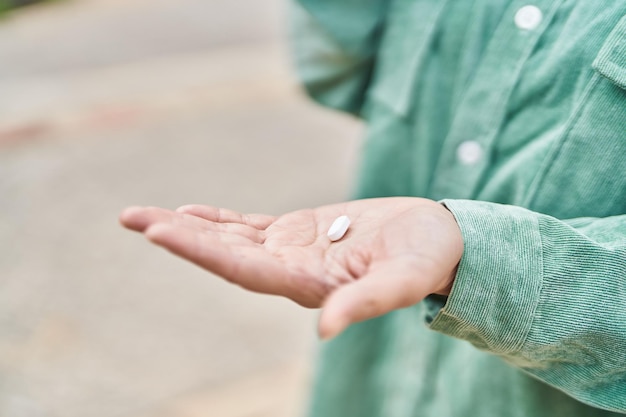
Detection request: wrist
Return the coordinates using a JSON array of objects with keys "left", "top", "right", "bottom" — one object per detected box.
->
[{"left": 436, "top": 201, "right": 462, "bottom": 296}]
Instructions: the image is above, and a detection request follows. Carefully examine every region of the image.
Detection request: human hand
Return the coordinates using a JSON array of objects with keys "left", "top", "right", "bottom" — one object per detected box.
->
[{"left": 119, "top": 197, "right": 463, "bottom": 339}]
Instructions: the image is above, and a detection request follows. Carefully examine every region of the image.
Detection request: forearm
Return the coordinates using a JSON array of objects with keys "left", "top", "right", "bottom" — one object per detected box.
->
[{"left": 426, "top": 200, "right": 626, "bottom": 412}]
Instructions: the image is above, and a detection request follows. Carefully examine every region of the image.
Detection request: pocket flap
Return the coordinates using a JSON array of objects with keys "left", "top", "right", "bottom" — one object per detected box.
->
[{"left": 593, "top": 14, "right": 626, "bottom": 90}]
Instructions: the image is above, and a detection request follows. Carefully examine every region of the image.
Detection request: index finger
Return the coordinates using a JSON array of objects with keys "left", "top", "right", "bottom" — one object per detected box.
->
[{"left": 145, "top": 222, "right": 289, "bottom": 296}]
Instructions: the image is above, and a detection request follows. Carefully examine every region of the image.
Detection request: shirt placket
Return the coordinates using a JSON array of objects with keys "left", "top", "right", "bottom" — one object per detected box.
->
[{"left": 428, "top": 0, "right": 563, "bottom": 201}]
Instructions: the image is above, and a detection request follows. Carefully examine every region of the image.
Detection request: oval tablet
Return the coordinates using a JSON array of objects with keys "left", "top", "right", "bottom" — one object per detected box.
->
[{"left": 327, "top": 215, "right": 351, "bottom": 242}]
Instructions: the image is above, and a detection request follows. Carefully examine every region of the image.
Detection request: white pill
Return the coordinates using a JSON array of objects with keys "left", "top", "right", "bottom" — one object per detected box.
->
[{"left": 327, "top": 215, "right": 351, "bottom": 242}]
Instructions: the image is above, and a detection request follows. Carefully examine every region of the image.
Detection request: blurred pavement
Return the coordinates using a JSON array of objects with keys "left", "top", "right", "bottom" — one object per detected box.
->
[{"left": 0, "top": 1, "right": 362, "bottom": 416}]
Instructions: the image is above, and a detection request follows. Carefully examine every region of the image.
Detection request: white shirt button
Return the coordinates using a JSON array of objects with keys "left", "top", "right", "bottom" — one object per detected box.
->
[
  {"left": 515, "top": 5, "right": 543, "bottom": 30},
  {"left": 457, "top": 141, "right": 483, "bottom": 166}
]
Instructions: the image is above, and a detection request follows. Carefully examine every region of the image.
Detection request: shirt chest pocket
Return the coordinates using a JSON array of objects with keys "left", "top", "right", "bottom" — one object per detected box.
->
[
  {"left": 593, "top": 14, "right": 626, "bottom": 91},
  {"left": 527, "top": 15, "right": 626, "bottom": 219}
]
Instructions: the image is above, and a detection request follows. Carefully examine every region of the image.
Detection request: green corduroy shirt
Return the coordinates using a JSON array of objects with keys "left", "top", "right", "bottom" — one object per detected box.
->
[{"left": 290, "top": 1, "right": 626, "bottom": 416}]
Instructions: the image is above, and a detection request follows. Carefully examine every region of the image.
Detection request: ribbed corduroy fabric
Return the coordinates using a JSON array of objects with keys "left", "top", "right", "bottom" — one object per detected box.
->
[{"left": 290, "top": 1, "right": 626, "bottom": 416}]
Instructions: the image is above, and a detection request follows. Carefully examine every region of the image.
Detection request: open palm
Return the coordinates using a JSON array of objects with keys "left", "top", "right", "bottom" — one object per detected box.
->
[{"left": 120, "top": 197, "right": 463, "bottom": 339}]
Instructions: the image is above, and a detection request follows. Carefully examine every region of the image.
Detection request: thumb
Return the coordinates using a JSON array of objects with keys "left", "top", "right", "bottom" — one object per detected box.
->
[{"left": 318, "top": 260, "right": 434, "bottom": 340}]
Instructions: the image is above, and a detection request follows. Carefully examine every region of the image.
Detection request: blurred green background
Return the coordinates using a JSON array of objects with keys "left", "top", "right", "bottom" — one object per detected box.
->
[{"left": 0, "top": 0, "right": 45, "bottom": 15}]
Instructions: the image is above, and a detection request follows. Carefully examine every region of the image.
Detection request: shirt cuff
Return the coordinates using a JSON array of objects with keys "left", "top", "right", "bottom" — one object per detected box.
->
[{"left": 426, "top": 199, "right": 544, "bottom": 354}]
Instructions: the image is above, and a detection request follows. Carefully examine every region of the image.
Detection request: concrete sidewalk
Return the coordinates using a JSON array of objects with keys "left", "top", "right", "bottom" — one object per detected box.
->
[{"left": 0, "top": 1, "right": 361, "bottom": 416}]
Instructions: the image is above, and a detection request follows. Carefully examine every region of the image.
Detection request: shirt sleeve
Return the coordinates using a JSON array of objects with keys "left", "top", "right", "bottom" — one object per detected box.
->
[
  {"left": 425, "top": 199, "right": 626, "bottom": 413},
  {"left": 288, "top": 0, "right": 388, "bottom": 116}
]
